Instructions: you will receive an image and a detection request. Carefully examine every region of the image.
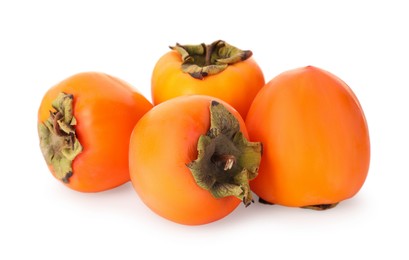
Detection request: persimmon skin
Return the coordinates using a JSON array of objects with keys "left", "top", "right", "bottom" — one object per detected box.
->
[
  {"left": 246, "top": 66, "right": 370, "bottom": 207},
  {"left": 38, "top": 72, "right": 153, "bottom": 192},
  {"left": 151, "top": 51, "right": 265, "bottom": 119},
  {"left": 129, "top": 95, "right": 249, "bottom": 225}
]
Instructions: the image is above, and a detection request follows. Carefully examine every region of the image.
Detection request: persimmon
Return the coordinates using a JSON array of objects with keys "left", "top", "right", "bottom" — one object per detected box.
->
[
  {"left": 38, "top": 72, "right": 153, "bottom": 192},
  {"left": 151, "top": 40, "right": 265, "bottom": 118},
  {"left": 129, "top": 95, "right": 262, "bottom": 225},
  {"left": 246, "top": 66, "right": 370, "bottom": 209}
]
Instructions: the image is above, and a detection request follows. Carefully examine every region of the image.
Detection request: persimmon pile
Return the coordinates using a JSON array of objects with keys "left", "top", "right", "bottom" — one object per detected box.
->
[{"left": 37, "top": 40, "right": 370, "bottom": 225}]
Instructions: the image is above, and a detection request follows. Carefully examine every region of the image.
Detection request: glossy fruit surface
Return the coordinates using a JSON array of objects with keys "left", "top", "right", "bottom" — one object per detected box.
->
[
  {"left": 38, "top": 72, "right": 152, "bottom": 192},
  {"left": 151, "top": 40, "right": 265, "bottom": 118},
  {"left": 246, "top": 66, "right": 370, "bottom": 207},
  {"left": 129, "top": 95, "right": 261, "bottom": 225}
]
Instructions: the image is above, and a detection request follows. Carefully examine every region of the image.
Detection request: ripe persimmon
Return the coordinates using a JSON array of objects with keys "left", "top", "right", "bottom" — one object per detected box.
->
[
  {"left": 129, "top": 95, "right": 262, "bottom": 225},
  {"left": 38, "top": 72, "right": 152, "bottom": 192},
  {"left": 246, "top": 66, "right": 370, "bottom": 209},
  {"left": 151, "top": 40, "right": 265, "bottom": 118}
]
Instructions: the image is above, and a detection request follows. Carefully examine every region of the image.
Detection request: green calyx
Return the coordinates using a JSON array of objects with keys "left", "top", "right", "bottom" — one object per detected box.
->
[
  {"left": 38, "top": 92, "right": 82, "bottom": 183},
  {"left": 187, "top": 101, "right": 262, "bottom": 207},
  {"left": 170, "top": 40, "right": 253, "bottom": 79}
]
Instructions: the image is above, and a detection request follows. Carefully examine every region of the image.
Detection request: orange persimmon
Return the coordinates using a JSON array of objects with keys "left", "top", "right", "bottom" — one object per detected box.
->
[
  {"left": 151, "top": 40, "right": 265, "bottom": 118},
  {"left": 129, "top": 95, "right": 262, "bottom": 225},
  {"left": 38, "top": 72, "right": 152, "bottom": 192},
  {"left": 246, "top": 66, "right": 370, "bottom": 209}
]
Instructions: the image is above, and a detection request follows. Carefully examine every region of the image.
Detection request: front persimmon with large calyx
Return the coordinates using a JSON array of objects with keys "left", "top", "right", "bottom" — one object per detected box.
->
[
  {"left": 246, "top": 66, "right": 370, "bottom": 209},
  {"left": 38, "top": 72, "right": 153, "bottom": 192},
  {"left": 151, "top": 40, "right": 265, "bottom": 118},
  {"left": 129, "top": 95, "right": 262, "bottom": 225}
]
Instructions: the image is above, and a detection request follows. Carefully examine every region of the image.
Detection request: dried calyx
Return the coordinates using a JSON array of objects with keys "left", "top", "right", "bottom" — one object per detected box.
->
[
  {"left": 187, "top": 101, "right": 262, "bottom": 206},
  {"left": 38, "top": 93, "right": 82, "bottom": 183},
  {"left": 170, "top": 40, "right": 253, "bottom": 79}
]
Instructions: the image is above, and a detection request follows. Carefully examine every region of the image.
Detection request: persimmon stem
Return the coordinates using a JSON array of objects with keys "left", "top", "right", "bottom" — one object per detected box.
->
[
  {"left": 224, "top": 156, "right": 235, "bottom": 171},
  {"left": 170, "top": 40, "right": 253, "bottom": 79},
  {"left": 212, "top": 154, "right": 236, "bottom": 171},
  {"left": 187, "top": 101, "right": 262, "bottom": 207}
]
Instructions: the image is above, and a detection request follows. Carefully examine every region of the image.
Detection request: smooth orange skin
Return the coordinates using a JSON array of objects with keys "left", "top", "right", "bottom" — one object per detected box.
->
[
  {"left": 38, "top": 72, "right": 153, "bottom": 192},
  {"left": 129, "top": 95, "right": 249, "bottom": 225},
  {"left": 246, "top": 66, "right": 370, "bottom": 207},
  {"left": 151, "top": 50, "right": 265, "bottom": 119}
]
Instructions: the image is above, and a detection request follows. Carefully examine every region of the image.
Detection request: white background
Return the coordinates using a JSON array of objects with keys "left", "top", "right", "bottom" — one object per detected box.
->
[{"left": 1, "top": 0, "right": 408, "bottom": 259}]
